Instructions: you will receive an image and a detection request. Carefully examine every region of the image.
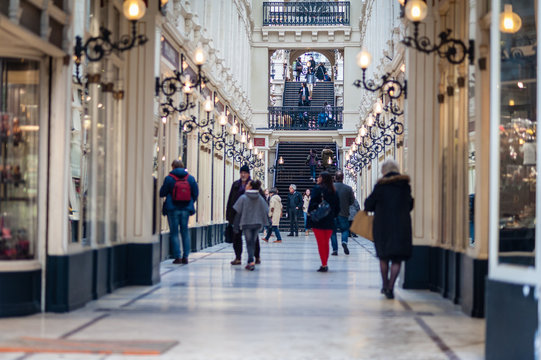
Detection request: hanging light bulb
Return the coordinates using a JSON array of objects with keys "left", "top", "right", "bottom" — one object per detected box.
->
[
  {"left": 183, "top": 75, "right": 193, "bottom": 94},
  {"left": 373, "top": 99, "right": 383, "bottom": 114},
  {"left": 204, "top": 96, "right": 214, "bottom": 112},
  {"left": 240, "top": 133, "right": 247, "bottom": 143},
  {"left": 405, "top": 0, "right": 428, "bottom": 22},
  {"left": 349, "top": 149, "right": 353, "bottom": 156},
  {"left": 279, "top": 156, "right": 284, "bottom": 165},
  {"left": 500, "top": 4, "right": 522, "bottom": 34},
  {"left": 219, "top": 112, "right": 227, "bottom": 126},
  {"left": 351, "top": 143, "right": 358, "bottom": 152},
  {"left": 123, "top": 0, "right": 146, "bottom": 21},
  {"left": 367, "top": 114, "right": 375, "bottom": 127},
  {"left": 230, "top": 122, "right": 239, "bottom": 134},
  {"left": 161, "top": 116, "right": 167, "bottom": 124},
  {"left": 254, "top": 148, "right": 259, "bottom": 155},
  {"left": 258, "top": 152, "right": 263, "bottom": 159},
  {"left": 248, "top": 140, "right": 254, "bottom": 150},
  {"left": 355, "top": 136, "right": 361, "bottom": 145},
  {"left": 356, "top": 50, "right": 372, "bottom": 69}
]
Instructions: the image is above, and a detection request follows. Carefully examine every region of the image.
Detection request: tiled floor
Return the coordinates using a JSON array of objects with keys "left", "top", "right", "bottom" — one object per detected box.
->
[{"left": 0, "top": 235, "right": 485, "bottom": 360}]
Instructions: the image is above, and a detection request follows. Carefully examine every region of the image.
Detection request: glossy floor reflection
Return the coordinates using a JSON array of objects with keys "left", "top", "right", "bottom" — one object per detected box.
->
[{"left": 0, "top": 235, "right": 485, "bottom": 360}]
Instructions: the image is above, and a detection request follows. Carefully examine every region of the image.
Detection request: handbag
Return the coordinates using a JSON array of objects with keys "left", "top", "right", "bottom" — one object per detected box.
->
[
  {"left": 309, "top": 195, "right": 331, "bottom": 223},
  {"left": 350, "top": 211, "right": 374, "bottom": 241}
]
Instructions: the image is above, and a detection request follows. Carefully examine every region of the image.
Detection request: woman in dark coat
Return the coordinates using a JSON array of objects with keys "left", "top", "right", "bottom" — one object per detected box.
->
[
  {"left": 364, "top": 159, "right": 413, "bottom": 299},
  {"left": 307, "top": 171, "right": 340, "bottom": 272}
]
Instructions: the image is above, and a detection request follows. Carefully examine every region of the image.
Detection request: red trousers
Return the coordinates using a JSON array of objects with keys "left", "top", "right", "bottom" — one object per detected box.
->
[{"left": 313, "top": 228, "right": 333, "bottom": 266}]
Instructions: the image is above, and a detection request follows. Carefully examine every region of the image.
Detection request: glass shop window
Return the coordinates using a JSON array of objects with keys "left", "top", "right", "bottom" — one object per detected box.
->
[
  {"left": 498, "top": 0, "right": 537, "bottom": 266},
  {"left": 0, "top": 58, "right": 40, "bottom": 260}
]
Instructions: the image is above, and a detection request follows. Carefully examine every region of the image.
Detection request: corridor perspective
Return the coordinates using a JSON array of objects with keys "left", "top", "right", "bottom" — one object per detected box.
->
[
  {"left": 0, "top": 0, "right": 540, "bottom": 359},
  {"left": 0, "top": 238, "right": 485, "bottom": 359}
]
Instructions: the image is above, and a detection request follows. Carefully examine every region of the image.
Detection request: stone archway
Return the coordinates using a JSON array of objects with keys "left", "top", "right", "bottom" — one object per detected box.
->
[{"left": 288, "top": 49, "right": 340, "bottom": 68}]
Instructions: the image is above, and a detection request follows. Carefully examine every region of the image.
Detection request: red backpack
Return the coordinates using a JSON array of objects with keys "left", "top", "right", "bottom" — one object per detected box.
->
[{"left": 170, "top": 174, "right": 191, "bottom": 202}]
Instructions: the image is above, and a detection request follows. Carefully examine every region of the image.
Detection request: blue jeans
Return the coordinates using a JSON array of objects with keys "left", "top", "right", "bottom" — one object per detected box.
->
[
  {"left": 167, "top": 209, "right": 191, "bottom": 259},
  {"left": 243, "top": 227, "right": 260, "bottom": 264},
  {"left": 265, "top": 226, "right": 282, "bottom": 241},
  {"left": 303, "top": 212, "right": 308, "bottom": 229},
  {"left": 330, "top": 216, "right": 350, "bottom": 251},
  {"left": 310, "top": 165, "right": 316, "bottom": 179}
]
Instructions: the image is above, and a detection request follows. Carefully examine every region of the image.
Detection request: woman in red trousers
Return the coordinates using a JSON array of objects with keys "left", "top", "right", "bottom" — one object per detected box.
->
[{"left": 307, "top": 172, "right": 340, "bottom": 272}]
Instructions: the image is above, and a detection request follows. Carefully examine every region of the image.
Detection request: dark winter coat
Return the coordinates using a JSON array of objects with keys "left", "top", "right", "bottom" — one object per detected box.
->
[
  {"left": 364, "top": 172, "right": 414, "bottom": 260},
  {"left": 307, "top": 185, "right": 340, "bottom": 230},
  {"left": 226, "top": 178, "right": 250, "bottom": 223},
  {"left": 159, "top": 168, "right": 199, "bottom": 216},
  {"left": 306, "top": 152, "right": 317, "bottom": 166},
  {"left": 315, "top": 65, "right": 326, "bottom": 80},
  {"left": 287, "top": 191, "right": 303, "bottom": 211}
]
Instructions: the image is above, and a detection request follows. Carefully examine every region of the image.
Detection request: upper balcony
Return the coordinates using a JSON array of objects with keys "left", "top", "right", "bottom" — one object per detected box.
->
[{"left": 263, "top": 2, "right": 350, "bottom": 27}]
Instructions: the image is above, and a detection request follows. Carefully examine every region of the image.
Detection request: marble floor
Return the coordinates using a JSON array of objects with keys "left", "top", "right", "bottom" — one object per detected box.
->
[{"left": 0, "top": 235, "right": 485, "bottom": 360}]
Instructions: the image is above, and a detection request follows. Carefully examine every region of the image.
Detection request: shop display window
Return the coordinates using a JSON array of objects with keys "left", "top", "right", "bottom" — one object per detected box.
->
[
  {"left": 498, "top": 0, "right": 537, "bottom": 266},
  {"left": 0, "top": 58, "right": 40, "bottom": 260}
]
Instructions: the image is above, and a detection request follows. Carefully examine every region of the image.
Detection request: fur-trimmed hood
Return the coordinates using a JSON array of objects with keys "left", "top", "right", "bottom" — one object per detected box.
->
[{"left": 377, "top": 173, "right": 411, "bottom": 185}]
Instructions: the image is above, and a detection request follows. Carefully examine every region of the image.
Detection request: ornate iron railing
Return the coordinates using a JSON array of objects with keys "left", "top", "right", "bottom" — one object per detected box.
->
[
  {"left": 268, "top": 106, "right": 343, "bottom": 130},
  {"left": 263, "top": 2, "right": 350, "bottom": 26}
]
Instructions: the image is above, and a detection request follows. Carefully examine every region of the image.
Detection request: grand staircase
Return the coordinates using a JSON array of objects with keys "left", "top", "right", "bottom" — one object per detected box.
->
[
  {"left": 272, "top": 141, "right": 339, "bottom": 232},
  {"left": 282, "top": 81, "right": 334, "bottom": 108}
]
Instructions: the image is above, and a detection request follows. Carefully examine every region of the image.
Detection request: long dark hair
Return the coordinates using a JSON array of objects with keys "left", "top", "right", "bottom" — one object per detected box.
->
[{"left": 319, "top": 171, "right": 335, "bottom": 193}]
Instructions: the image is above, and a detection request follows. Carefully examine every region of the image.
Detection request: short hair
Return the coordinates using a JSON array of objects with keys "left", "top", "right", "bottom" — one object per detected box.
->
[
  {"left": 289, "top": 184, "right": 297, "bottom": 191},
  {"left": 270, "top": 187, "right": 279, "bottom": 194},
  {"left": 381, "top": 159, "right": 400, "bottom": 176},
  {"left": 171, "top": 160, "right": 184, "bottom": 169},
  {"left": 335, "top": 171, "right": 344, "bottom": 182},
  {"left": 250, "top": 179, "right": 262, "bottom": 191}
]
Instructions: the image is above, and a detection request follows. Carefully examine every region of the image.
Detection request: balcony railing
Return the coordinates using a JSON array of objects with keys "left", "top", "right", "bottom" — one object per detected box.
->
[
  {"left": 268, "top": 106, "right": 343, "bottom": 130},
  {"left": 263, "top": 2, "right": 350, "bottom": 26}
]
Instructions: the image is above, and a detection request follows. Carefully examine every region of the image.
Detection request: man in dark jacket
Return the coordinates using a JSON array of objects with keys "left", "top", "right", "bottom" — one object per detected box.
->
[
  {"left": 226, "top": 164, "right": 261, "bottom": 265},
  {"left": 160, "top": 160, "right": 199, "bottom": 264},
  {"left": 330, "top": 171, "right": 355, "bottom": 255},
  {"left": 287, "top": 184, "right": 303, "bottom": 237}
]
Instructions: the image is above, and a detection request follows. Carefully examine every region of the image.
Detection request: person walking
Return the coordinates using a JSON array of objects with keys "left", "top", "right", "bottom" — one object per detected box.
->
[
  {"left": 303, "top": 189, "right": 311, "bottom": 236},
  {"left": 264, "top": 188, "right": 283, "bottom": 243},
  {"left": 307, "top": 172, "right": 340, "bottom": 272},
  {"left": 315, "top": 62, "right": 326, "bottom": 82},
  {"left": 159, "top": 160, "right": 199, "bottom": 264},
  {"left": 298, "top": 83, "right": 310, "bottom": 107},
  {"left": 330, "top": 171, "right": 355, "bottom": 256},
  {"left": 349, "top": 198, "right": 361, "bottom": 238},
  {"left": 226, "top": 164, "right": 261, "bottom": 265},
  {"left": 364, "top": 159, "right": 414, "bottom": 299},
  {"left": 321, "top": 147, "right": 334, "bottom": 171},
  {"left": 306, "top": 149, "right": 317, "bottom": 181},
  {"left": 287, "top": 184, "right": 303, "bottom": 237},
  {"left": 233, "top": 180, "right": 269, "bottom": 271},
  {"left": 294, "top": 56, "right": 302, "bottom": 81},
  {"left": 307, "top": 56, "right": 316, "bottom": 92}
]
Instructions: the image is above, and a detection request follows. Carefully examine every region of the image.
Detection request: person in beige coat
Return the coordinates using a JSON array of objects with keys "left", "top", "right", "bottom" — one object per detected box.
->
[
  {"left": 303, "top": 189, "right": 311, "bottom": 236},
  {"left": 263, "top": 188, "right": 283, "bottom": 243}
]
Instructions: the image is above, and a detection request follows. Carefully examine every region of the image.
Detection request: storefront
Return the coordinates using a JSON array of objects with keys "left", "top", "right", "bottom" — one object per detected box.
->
[
  {"left": 486, "top": 0, "right": 541, "bottom": 358},
  {"left": 0, "top": 0, "right": 69, "bottom": 316}
]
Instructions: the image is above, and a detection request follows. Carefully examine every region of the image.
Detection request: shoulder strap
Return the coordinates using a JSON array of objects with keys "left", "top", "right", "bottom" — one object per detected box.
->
[{"left": 170, "top": 174, "right": 179, "bottom": 181}]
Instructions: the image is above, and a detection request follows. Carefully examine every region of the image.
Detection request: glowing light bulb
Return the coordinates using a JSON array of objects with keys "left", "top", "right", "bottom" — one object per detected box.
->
[
  {"left": 356, "top": 50, "right": 371, "bottom": 69},
  {"left": 240, "top": 133, "right": 247, "bottom": 143},
  {"left": 373, "top": 99, "right": 383, "bottom": 114},
  {"left": 183, "top": 75, "right": 193, "bottom": 94},
  {"left": 367, "top": 114, "right": 375, "bottom": 127},
  {"left": 360, "top": 126, "right": 367, "bottom": 137},
  {"left": 500, "top": 5, "right": 522, "bottom": 33},
  {"left": 351, "top": 143, "right": 358, "bottom": 152},
  {"left": 258, "top": 152, "right": 263, "bottom": 159},
  {"left": 279, "top": 156, "right": 284, "bottom": 165},
  {"left": 219, "top": 112, "right": 227, "bottom": 126},
  {"left": 254, "top": 148, "right": 259, "bottom": 155},
  {"left": 162, "top": 116, "right": 167, "bottom": 124},
  {"left": 194, "top": 48, "right": 206, "bottom": 65},
  {"left": 204, "top": 96, "right": 214, "bottom": 112},
  {"left": 123, "top": 0, "right": 146, "bottom": 21},
  {"left": 356, "top": 136, "right": 361, "bottom": 145},
  {"left": 230, "top": 123, "right": 239, "bottom": 134},
  {"left": 518, "top": 82, "right": 524, "bottom": 89},
  {"left": 248, "top": 140, "right": 254, "bottom": 150},
  {"left": 405, "top": 0, "right": 428, "bottom": 22}
]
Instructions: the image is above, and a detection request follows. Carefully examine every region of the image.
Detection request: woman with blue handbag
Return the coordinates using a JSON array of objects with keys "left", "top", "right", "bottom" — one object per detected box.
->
[{"left": 307, "top": 172, "right": 340, "bottom": 272}]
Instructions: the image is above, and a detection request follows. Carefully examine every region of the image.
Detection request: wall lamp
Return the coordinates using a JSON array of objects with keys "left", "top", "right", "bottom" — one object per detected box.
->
[
  {"left": 400, "top": 0, "right": 474, "bottom": 65},
  {"left": 353, "top": 50, "right": 408, "bottom": 100},
  {"left": 74, "top": 0, "right": 148, "bottom": 84},
  {"left": 155, "top": 50, "right": 208, "bottom": 116}
]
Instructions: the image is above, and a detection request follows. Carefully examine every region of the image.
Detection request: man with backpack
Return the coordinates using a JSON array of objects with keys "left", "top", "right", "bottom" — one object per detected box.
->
[{"left": 160, "top": 160, "right": 199, "bottom": 264}]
